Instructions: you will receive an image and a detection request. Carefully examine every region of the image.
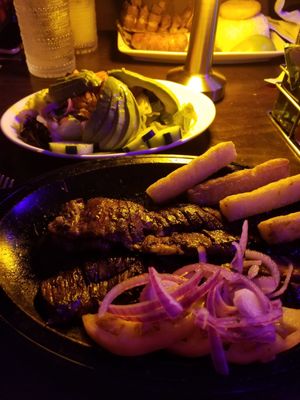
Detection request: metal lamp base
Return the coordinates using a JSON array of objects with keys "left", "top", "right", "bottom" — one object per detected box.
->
[{"left": 167, "top": 66, "right": 226, "bottom": 103}]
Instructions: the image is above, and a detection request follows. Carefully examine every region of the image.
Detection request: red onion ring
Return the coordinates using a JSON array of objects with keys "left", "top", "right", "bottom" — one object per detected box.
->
[{"left": 148, "top": 267, "right": 184, "bottom": 318}]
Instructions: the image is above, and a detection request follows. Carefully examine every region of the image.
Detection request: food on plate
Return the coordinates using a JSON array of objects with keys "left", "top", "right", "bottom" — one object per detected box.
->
[
  {"left": 231, "top": 34, "right": 276, "bottom": 52},
  {"left": 81, "top": 224, "right": 299, "bottom": 374},
  {"left": 17, "top": 68, "right": 196, "bottom": 154},
  {"left": 146, "top": 141, "right": 237, "bottom": 204},
  {"left": 225, "top": 307, "right": 300, "bottom": 364},
  {"left": 120, "top": 0, "right": 193, "bottom": 33},
  {"left": 187, "top": 158, "right": 290, "bottom": 206},
  {"left": 258, "top": 211, "right": 300, "bottom": 245},
  {"left": 122, "top": 124, "right": 183, "bottom": 152},
  {"left": 131, "top": 230, "right": 237, "bottom": 258},
  {"left": 83, "top": 310, "right": 196, "bottom": 357},
  {"left": 42, "top": 194, "right": 238, "bottom": 324},
  {"left": 108, "top": 68, "right": 179, "bottom": 114},
  {"left": 129, "top": 31, "right": 188, "bottom": 52},
  {"left": 49, "top": 142, "right": 94, "bottom": 155},
  {"left": 119, "top": 0, "right": 275, "bottom": 54},
  {"left": 47, "top": 196, "right": 229, "bottom": 252},
  {"left": 219, "top": 173, "right": 300, "bottom": 222},
  {"left": 81, "top": 74, "right": 141, "bottom": 150},
  {"left": 215, "top": 0, "right": 271, "bottom": 52},
  {"left": 219, "top": 0, "right": 261, "bottom": 20},
  {"left": 28, "top": 141, "right": 300, "bottom": 375},
  {"left": 38, "top": 255, "right": 146, "bottom": 324},
  {"left": 107, "top": 68, "right": 196, "bottom": 151},
  {"left": 118, "top": 0, "right": 192, "bottom": 51}
]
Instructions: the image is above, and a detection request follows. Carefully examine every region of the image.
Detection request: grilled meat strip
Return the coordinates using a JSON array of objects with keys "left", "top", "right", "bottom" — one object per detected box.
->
[
  {"left": 48, "top": 197, "right": 224, "bottom": 251},
  {"left": 37, "top": 255, "right": 146, "bottom": 324},
  {"left": 133, "top": 230, "right": 237, "bottom": 259}
]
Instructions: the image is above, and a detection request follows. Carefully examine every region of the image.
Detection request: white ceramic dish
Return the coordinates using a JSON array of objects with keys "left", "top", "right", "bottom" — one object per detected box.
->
[
  {"left": 0, "top": 80, "right": 216, "bottom": 159},
  {"left": 117, "top": 31, "right": 286, "bottom": 64}
]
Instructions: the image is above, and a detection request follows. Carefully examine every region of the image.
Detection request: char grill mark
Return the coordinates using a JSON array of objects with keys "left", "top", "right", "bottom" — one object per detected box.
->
[
  {"left": 48, "top": 197, "right": 225, "bottom": 250},
  {"left": 38, "top": 256, "right": 145, "bottom": 324}
]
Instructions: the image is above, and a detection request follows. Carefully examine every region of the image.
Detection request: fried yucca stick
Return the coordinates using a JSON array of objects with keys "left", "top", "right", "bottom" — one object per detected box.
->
[
  {"left": 220, "top": 173, "right": 300, "bottom": 221},
  {"left": 188, "top": 158, "right": 290, "bottom": 206},
  {"left": 258, "top": 212, "right": 300, "bottom": 244},
  {"left": 146, "top": 141, "right": 237, "bottom": 204}
]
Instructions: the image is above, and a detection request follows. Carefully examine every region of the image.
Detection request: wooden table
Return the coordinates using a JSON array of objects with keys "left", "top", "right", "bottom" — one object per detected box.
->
[{"left": 0, "top": 31, "right": 299, "bottom": 400}]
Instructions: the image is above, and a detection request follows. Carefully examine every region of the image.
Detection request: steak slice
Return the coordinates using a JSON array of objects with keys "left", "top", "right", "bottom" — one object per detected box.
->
[
  {"left": 133, "top": 230, "right": 238, "bottom": 260},
  {"left": 37, "top": 255, "right": 145, "bottom": 324}
]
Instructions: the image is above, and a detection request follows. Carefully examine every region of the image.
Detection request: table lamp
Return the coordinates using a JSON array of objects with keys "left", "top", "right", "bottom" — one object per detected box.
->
[{"left": 167, "top": 0, "right": 226, "bottom": 102}]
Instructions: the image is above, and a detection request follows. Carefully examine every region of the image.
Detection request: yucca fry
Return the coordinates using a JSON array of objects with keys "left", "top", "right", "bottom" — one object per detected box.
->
[
  {"left": 146, "top": 141, "right": 237, "bottom": 204},
  {"left": 220, "top": 173, "right": 300, "bottom": 221},
  {"left": 188, "top": 158, "right": 290, "bottom": 206},
  {"left": 258, "top": 212, "right": 300, "bottom": 244}
]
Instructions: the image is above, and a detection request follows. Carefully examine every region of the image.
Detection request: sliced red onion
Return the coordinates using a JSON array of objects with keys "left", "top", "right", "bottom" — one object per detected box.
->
[
  {"left": 197, "top": 245, "right": 207, "bottom": 263},
  {"left": 253, "top": 276, "right": 278, "bottom": 295},
  {"left": 106, "top": 270, "right": 202, "bottom": 319},
  {"left": 239, "top": 220, "right": 248, "bottom": 255},
  {"left": 270, "top": 263, "right": 293, "bottom": 298},
  {"left": 245, "top": 249, "right": 280, "bottom": 293},
  {"left": 231, "top": 242, "right": 244, "bottom": 273},
  {"left": 213, "top": 281, "right": 237, "bottom": 317},
  {"left": 206, "top": 280, "right": 230, "bottom": 375},
  {"left": 247, "top": 263, "right": 260, "bottom": 279},
  {"left": 64, "top": 98, "right": 74, "bottom": 115},
  {"left": 233, "top": 288, "right": 265, "bottom": 318},
  {"left": 148, "top": 267, "right": 183, "bottom": 318},
  {"left": 228, "top": 274, "right": 271, "bottom": 314},
  {"left": 180, "top": 271, "right": 221, "bottom": 309},
  {"left": 208, "top": 326, "right": 229, "bottom": 375},
  {"left": 98, "top": 273, "right": 150, "bottom": 316},
  {"left": 174, "top": 262, "right": 233, "bottom": 281},
  {"left": 139, "top": 278, "right": 178, "bottom": 302},
  {"left": 198, "top": 304, "right": 282, "bottom": 331},
  {"left": 230, "top": 219, "right": 249, "bottom": 274}
]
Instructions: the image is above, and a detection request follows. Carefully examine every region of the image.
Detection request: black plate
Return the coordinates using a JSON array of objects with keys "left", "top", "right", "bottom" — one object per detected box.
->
[{"left": 0, "top": 154, "right": 300, "bottom": 396}]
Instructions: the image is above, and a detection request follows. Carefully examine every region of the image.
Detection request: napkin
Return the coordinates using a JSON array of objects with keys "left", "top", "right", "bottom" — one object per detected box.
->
[{"left": 268, "top": 0, "right": 300, "bottom": 44}]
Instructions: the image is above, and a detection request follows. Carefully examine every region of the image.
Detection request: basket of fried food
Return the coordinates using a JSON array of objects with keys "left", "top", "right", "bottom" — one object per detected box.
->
[{"left": 118, "top": 0, "right": 193, "bottom": 52}]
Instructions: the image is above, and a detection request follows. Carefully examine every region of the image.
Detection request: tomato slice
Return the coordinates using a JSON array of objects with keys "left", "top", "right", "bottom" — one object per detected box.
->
[
  {"left": 226, "top": 307, "right": 300, "bottom": 364},
  {"left": 82, "top": 312, "right": 195, "bottom": 356}
]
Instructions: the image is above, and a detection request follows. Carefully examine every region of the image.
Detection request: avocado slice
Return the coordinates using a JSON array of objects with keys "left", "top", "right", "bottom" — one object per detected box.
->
[
  {"left": 108, "top": 68, "right": 180, "bottom": 116},
  {"left": 83, "top": 76, "right": 141, "bottom": 151},
  {"left": 83, "top": 77, "right": 121, "bottom": 147},
  {"left": 101, "top": 93, "right": 127, "bottom": 150},
  {"left": 100, "top": 81, "right": 141, "bottom": 150},
  {"left": 118, "top": 83, "right": 141, "bottom": 148}
]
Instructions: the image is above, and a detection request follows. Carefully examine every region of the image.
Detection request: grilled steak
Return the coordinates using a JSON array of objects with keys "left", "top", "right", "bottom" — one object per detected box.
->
[
  {"left": 48, "top": 197, "right": 224, "bottom": 251},
  {"left": 37, "top": 255, "right": 146, "bottom": 324},
  {"left": 133, "top": 230, "right": 237, "bottom": 259},
  {"left": 40, "top": 197, "right": 239, "bottom": 324}
]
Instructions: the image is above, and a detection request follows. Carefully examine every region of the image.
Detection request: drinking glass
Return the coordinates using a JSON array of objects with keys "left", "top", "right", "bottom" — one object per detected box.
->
[
  {"left": 69, "top": 0, "right": 98, "bottom": 54},
  {"left": 13, "top": 0, "right": 76, "bottom": 78}
]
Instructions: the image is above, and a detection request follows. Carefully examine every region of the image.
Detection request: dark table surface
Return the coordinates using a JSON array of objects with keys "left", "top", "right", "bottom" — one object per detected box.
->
[{"left": 0, "top": 31, "right": 300, "bottom": 400}]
